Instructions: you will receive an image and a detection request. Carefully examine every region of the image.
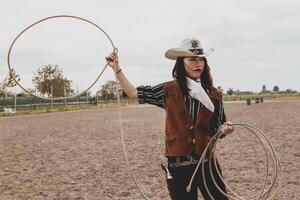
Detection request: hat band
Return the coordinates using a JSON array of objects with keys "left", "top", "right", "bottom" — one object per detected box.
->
[{"left": 189, "top": 48, "right": 204, "bottom": 55}]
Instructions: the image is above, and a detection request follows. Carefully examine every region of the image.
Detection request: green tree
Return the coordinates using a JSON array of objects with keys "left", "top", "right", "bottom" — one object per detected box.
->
[
  {"left": 80, "top": 91, "right": 91, "bottom": 97},
  {"left": 121, "top": 90, "right": 128, "bottom": 98},
  {"left": 262, "top": 85, "right": 266, "bottom": 92},
  {"left": 0, "top": 83, "right": 4, "bottom": 97},
  {"left": 32, "top": 64, "right": 73, "bottom": 97},
  {"left": 286, "top": 89, "right": 293, "bottom": 94},
  {"left": 98, "top": 80, "right": 122, "bottom": 100},
  {"left": 273, "top": 85, "right": 279, "bottom": 92},
  {"left": 1, "top": 68, "right": 20, "bottom": 98},
  {"left": 226, "top": 88, "right": 234, "bottom": 96},
  {"left": 17, "top": 91, "right": 32, "bottom": 97},
  {"left": 4, "top": 68, "right": 21, "bottom": 88}
]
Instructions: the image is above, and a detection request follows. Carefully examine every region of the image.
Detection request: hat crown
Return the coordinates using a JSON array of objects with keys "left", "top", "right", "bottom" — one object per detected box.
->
[
  {"left": 180, "top": 38, "right": 202, "bottom": 50},
  {"left": 164, "top": 37, "right": 213, "bottom": 60}
]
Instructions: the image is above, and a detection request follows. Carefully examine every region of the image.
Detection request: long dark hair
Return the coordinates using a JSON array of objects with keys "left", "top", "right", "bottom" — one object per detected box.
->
[{"left": 172, "top": 57, "right": 220, "bottom": 99}]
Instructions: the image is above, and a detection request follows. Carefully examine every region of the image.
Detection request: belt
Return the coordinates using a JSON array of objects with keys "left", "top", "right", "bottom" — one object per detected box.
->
[{"left": 167, "top": 156, "right": 208, "bottom": 168}]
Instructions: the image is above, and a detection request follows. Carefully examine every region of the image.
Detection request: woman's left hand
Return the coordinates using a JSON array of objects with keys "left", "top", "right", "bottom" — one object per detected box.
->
[{"left": 218, "top": 121, "right": 234, "bottom": 136}]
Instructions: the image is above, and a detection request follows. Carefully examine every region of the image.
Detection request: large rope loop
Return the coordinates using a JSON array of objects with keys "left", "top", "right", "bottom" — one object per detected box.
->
[{"left": 7, "top": 15, "right": 115, "bottom": 100}]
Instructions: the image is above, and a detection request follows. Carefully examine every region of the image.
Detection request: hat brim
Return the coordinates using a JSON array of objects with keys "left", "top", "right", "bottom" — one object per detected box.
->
[{"left": 165, "top": 48, "right": 214, "bottom": 60}]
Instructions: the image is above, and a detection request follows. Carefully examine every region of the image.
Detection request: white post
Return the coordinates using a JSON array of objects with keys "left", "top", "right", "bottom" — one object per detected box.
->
[
  {"left": 77, "top": 86, "right": 79, "bottom": 105},
  {"left": 14, "top": 87, "right": 17, "bottom": 111},
  {"left": 64, "top": 86, "right": 66, "bottom": 107},
  {"left": 51, "top": 85, "right": 53, "bottom": 108},
  {"left": 86, "top": 91, "right": 89, "bottom": 105},
  {"left": 48, "top": 75, "right": 54, "bottom": 109},
  {"left": 96, "top": 94, "right": 98, "bottom": 107}
]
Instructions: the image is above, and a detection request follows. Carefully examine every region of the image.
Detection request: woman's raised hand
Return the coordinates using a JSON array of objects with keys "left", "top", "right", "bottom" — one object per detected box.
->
[{"left": 105, "top": 52, "right": 120, "bottom": 71}]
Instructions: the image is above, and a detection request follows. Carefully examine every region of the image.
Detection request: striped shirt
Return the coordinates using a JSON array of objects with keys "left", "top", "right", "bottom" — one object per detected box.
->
[{"left": 137, "top": 83, "right": 226, "bottom": 135}]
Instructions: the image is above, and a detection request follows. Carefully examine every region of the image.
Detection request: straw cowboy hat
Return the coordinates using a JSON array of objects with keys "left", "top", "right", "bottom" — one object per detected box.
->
[{"left": 165, "top": 38, "right": 214, "bottom": 60}]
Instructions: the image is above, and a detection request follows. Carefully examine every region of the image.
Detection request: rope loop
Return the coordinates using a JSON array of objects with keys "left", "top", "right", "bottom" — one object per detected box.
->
[
  {"left": 186, "top": 123, "right": 282, "bottom": 200},
  {"left": 7, "top": 15, "right": 115, "bottom": 100}
]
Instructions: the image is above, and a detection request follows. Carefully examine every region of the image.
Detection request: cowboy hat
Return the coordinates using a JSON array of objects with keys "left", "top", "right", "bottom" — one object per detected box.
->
[{"left": 165, "top": 38, "right": 214, "bottom": 60}]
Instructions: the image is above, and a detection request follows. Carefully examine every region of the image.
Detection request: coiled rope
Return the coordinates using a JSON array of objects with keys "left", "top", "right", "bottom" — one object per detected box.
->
[{"left": 186, "top": 123, "right": 282, "bottom": 200}]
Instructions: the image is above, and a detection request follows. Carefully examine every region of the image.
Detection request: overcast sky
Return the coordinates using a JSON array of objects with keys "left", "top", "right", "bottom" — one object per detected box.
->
[{"left": 1, "top": 0, "right": 299, "bottom": 95}]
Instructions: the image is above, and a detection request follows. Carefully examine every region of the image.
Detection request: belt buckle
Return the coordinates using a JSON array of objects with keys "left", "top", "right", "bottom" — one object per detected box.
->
[
  {"left": 190, "top": 155, "right": 199, "bottom": 164},
  {"left": 175, "top": 157, "right": 181, "bottom": 166}
]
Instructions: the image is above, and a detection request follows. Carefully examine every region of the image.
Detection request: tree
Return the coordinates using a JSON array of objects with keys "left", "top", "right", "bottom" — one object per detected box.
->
[
  {"left": 17, "top": 91, "right": 32, "bottom": 97},
  {"left": 121, "top": 90, "right": 128, "bottom": 98},
  {"left": 286, "top": 89, "right": 294, "bottom": 94},
  {"left": 1, "top": 68, "right": 21, "bottom": 98},
  {"left": 32, "top": 64, "right": 73, "bottom": 97},
  {"left": 226, "top": 88, "right": 234, "bottom": 96},
  {"left": 262, "top": 85, "right": 266, "bottom": 92},
  {"left": 273, "top": 85, "right": 279, "bottom": 92},
  {"left": 0, "top": 83, "right": 4, "bottom": 97},
  {"left": 98, "top": 80, "right": 122, "bottom": 100},
  {"left": 80, "top": 91, "right": 91, "bottom": 97},
  {"left": 4, "top": 68, "right": 21, "bottom": 88}
]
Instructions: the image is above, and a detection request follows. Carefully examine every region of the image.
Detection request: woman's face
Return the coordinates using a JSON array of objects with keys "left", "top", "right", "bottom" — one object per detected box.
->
[{"left": 183, "top": 57, "right": 205, "bottom": 79}]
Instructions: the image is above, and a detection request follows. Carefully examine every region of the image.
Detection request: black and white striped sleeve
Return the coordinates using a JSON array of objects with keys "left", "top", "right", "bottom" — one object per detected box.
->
[
  {"left": 136, "top": 83, "right": 165, "bottom": 109},
  {"left": 209, "top": 101, "right": 227, "bottom": 136}
]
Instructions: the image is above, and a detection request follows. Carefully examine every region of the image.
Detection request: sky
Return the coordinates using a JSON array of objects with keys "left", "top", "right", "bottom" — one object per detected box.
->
[{"left": 0, "top": 0, "right": 299, "bottom": 96}]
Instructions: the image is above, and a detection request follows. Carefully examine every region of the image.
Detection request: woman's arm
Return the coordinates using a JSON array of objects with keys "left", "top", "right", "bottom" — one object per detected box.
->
[
  {"left": 209, "top": 100, "right": 234, "bottom": 137},
  {"left": 215, "top": 101, "right": 234, "bottom": 136},
  {"left": 209, "top": 101, "right": 226, "bottom": 135},
  {"left": 105, "top": 52, "right": 138, "bottom": 98}
]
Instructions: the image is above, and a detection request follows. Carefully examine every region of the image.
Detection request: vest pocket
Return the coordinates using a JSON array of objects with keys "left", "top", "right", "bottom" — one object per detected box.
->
[
  {"left": 165, "top": 133, "right": 177, "bottom": 155},
  {"left": 165, "top": 133, "right": 177, "bottom": 142}
]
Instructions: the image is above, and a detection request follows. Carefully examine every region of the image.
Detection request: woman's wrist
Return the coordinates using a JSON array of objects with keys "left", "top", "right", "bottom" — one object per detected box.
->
[
  {"left": 116, "top": 68, "right": 122, "bottom": 74},
  {"left": 114, "top": 66, "right": 121, "bottom": 71}
]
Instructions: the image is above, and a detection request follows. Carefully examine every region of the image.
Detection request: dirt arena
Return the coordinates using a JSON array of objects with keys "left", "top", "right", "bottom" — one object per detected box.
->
[{"left": 0, "top": 101, "right": 299, "bottom": 200}]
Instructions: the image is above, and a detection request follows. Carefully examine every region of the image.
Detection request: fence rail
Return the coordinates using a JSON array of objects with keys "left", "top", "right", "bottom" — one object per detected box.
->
[
  {"left": 1, "top": 93, "right": 299, "bottom": 114},
  {"left": 0, "top": 96, "right": 137, "bottom": 112}
]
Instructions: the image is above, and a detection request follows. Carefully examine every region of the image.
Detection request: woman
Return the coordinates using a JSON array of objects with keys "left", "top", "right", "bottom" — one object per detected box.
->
[{"left": 106, "top": 38, "right": 234, "bottom": 200}]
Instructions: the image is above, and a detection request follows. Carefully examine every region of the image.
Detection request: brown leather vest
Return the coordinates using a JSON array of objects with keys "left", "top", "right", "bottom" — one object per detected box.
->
[{"left": 163, "top": 80, "right": 220, "bottom": 157}]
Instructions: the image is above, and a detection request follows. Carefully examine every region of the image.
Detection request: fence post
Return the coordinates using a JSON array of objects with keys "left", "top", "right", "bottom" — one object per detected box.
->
[{"left": 14, "top": 92, "right": 17, "bottom": 111}]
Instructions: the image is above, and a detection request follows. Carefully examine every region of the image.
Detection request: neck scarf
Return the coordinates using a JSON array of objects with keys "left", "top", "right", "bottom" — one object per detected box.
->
[{"left": 186, "top": 76, "right": 215, "bottom": 112}]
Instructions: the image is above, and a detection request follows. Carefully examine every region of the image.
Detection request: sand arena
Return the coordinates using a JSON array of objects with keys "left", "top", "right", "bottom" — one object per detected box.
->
[{"left": 0, "top": 101, "right": 299, "bottom": 199}]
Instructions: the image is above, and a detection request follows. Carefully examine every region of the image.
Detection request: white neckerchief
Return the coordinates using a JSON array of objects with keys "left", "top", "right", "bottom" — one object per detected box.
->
[{"left": 186, "top": 76, "right": 215, "bottom": 112}]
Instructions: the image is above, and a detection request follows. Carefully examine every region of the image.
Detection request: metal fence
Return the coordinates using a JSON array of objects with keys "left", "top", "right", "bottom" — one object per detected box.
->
[{"left": 0, "top": 96, "right": 137, "bottom": 112}]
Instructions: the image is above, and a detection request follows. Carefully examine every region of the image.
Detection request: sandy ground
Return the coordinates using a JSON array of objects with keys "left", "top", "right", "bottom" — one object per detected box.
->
[{"left": 0, "top": 101, "right": 299, "bottom": 200}]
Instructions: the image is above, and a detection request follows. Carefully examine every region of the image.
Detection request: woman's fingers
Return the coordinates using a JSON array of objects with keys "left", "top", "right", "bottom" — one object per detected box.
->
[
  {"left": 225, "top": 121, "right": 233, "bottom": 126},
  {"left": 105, "top": 56, "right": 113, "bottom": 62},
  {"left": 106, "top": 53, "right": 115, "bottom": 61},
  {"left": 105, "top": 52, "right": 119, "bottom": 68},
  {"left": 221, "top": 121, "right": 234, "bottom": 136}
]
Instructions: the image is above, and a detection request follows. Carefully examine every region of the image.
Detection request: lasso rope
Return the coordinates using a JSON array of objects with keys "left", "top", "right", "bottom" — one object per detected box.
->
[
  {"left": 7, "top": 15, "right": 115, "bottom": 100},
  {"left": 186, "top": 123, "right": 282, "bottom": 200},
  {"left": 112, "top": 50, "right": 149, "bottom": 200},
  {"left": 7, "top": 15, "right": 149, "bottom": 199}
]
